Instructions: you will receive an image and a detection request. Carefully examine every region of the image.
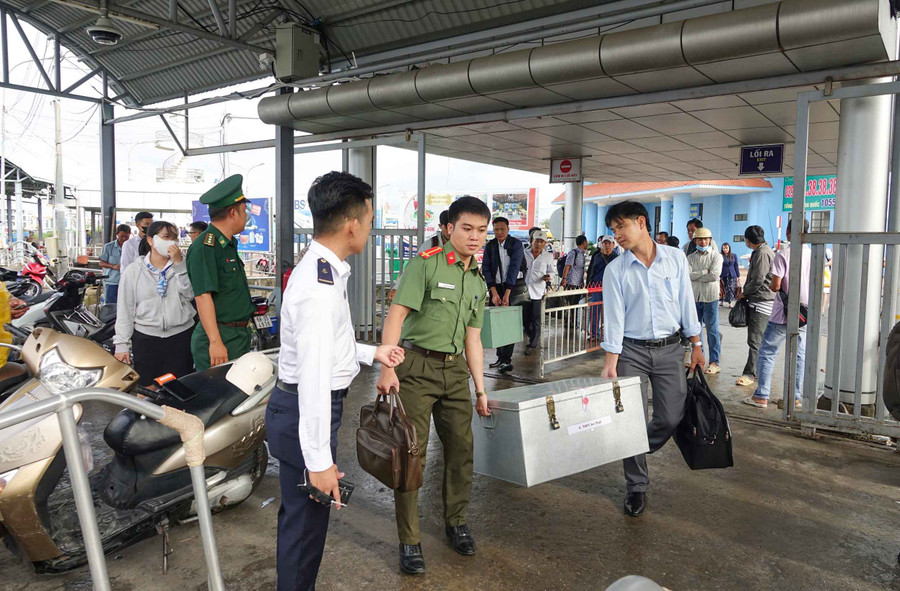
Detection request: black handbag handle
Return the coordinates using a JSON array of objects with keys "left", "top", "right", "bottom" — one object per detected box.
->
[{"left": 686, "top": 368, "right": 721, "bottom": 442}]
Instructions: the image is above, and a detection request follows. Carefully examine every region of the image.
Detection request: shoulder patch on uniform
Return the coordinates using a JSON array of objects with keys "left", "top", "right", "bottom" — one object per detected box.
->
[
  {"left": 420, "top": 246, "right": 443, "bottom": 259},
  {"left": 317, "top": 258, "right": 334, "bottom": 285},
  {"left": 203, "top": 233, "right": 215, "bottom": 246},
  {"left": 445, "top": 250, "right": 456, "bottom": 265}
]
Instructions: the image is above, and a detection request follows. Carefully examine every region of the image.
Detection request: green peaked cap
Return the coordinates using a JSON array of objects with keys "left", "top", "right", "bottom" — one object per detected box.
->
[{"left": 199, "top": 174, "right": 247, "bottom": 209}]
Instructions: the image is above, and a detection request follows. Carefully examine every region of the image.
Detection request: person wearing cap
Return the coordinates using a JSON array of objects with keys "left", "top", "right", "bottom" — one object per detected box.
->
[
  {"left": 586, "top": 235, "right": 619, "bottom": 340},
  {"left": 523, "top": 230, "right": 554, "bottom": 354},
  {"left": 687, "top": 227, "right": 723, "bottom": 374},
  {"left": 186, "top": 174, "right": 255, "bottom": 371}
]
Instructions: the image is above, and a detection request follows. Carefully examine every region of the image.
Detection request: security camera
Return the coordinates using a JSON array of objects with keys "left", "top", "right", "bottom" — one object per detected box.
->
[
  {"left": 258, "top": 52, "right": 275, "bottom": 70},
  {"left": 86, "top": 16, "right": 123, "bottom": 46}
]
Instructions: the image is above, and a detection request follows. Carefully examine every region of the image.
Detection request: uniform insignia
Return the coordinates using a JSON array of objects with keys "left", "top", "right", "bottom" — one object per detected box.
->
[
  {"left": 317, "top": 258, "right": 334, "bottom": 285},
  {"left": 203, "top": 233, "right": 215, "bottom": 247},
  {"left": 446, "top": 250, "right": 456, "bottom": 265},
  {"left": 420, "top": 246, "right": 443, "bottom": 259},
  {"left": 218, "top": 238, "right": 227, "bottom": 247}
]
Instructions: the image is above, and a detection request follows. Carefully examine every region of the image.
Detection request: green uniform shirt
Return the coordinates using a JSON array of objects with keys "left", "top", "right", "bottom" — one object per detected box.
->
[
  {"left": 186, "top": 224, "right": 254, "bottom": 323},
  {"left": 392, "top": 241, "right": 487, "bottom": 354}
]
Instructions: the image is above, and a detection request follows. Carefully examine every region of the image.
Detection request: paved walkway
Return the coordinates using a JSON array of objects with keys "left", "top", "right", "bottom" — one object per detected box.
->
[{"left": 3, "top": 309, "right": 899, "bottom": 590}]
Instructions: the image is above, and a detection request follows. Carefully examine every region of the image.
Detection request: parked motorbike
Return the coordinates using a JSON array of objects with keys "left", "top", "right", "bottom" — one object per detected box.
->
[
  {"left": 0, "top": 328, "right": 274, "bottom": 573},
  {"left": 250, "top": 294, "right": 278, "bottom": 351},
  {"left": 1, "top": 246, "right": 56, "bottom": 299}
]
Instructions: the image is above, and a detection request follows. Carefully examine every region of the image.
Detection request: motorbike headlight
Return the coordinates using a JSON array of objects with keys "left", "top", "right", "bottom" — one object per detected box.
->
[
  {"left": 0, "top": 468, "right": 19, "bottom": 497},
  {"left": 38, "top": 349, "right": 102, "bottom": 395}
]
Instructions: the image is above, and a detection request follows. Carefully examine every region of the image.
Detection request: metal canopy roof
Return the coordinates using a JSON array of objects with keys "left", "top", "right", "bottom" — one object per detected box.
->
[{"left": 0, "top": 0, "right": 611, "bottom": 106}]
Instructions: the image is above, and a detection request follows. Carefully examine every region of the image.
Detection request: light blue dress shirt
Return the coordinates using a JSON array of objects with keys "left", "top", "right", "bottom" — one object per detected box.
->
[
  {"left": 99, "top": 240, "right": 123, "bottom": 285},
  {"left": 601, "top": 244, "right": 701, "bottom": 355}
]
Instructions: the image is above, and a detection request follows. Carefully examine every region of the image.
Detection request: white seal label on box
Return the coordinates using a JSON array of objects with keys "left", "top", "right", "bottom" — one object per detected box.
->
[{"left": 568, "top": 415, "right": 612, "bottom": 435}]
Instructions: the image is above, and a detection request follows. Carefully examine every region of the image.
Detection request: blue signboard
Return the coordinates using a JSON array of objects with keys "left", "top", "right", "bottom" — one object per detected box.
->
[
  {"left": 740, "top": 144, "right": 784, "bottom": 175},
  {"left": 191, "top": 197, "right": 270, "bottom": 252}
]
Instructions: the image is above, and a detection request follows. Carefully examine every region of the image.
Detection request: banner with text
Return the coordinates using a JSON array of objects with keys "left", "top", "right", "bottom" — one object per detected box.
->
[
  {"left": 192, "top": 197, "right": 271, "bottom": 252},
  {"left": 782, "top": 175, "right": 836, "bottom": 211}
]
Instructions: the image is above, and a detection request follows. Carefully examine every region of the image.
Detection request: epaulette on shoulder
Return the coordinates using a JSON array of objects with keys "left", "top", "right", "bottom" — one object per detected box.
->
[
  {"left": 203, "top": 232, "right": 216, "bottom": 247},
  {"left": 420, "top": 246, "right": 443, "bottom": 259}
]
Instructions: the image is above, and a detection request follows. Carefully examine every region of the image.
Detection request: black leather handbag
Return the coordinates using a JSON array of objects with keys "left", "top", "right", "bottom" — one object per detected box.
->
[{"left": 674, "top": 369, "right": 734, "bottom": 470}]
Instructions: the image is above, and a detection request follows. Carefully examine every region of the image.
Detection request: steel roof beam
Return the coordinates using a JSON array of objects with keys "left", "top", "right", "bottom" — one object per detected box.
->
[
  {"left": 23, "top": 0, "right": 53, "bottom": 14},
  {"left": 63, "top": 65, "right": 102, "bottom": 93},
  {"left": 8, "top": 12, "right": 55, "bottom": 91},
  {"left": 207, "top": 0, "right": 228, "bottom": 37},
  {"left": 57, "top": 0, "right": 146, "bottom": 34}
]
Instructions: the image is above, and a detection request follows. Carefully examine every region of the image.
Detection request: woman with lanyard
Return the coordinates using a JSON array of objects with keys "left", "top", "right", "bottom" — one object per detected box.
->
[{"left": 114, "top": 221, "right": 196, "bottom": 387}]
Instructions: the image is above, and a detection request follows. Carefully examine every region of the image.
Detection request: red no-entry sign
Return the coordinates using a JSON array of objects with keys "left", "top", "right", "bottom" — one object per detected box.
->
[
  {"left": 550, "top": 158, "right": 582, "bottom": 183},
  {"left": 560, "top": 160, "right": 572, "bottom": 173}
]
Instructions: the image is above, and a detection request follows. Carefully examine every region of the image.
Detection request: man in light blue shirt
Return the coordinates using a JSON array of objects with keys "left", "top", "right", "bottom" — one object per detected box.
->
[
  {"left": 98, "top": 224, "right": 131, "bottom": 304},
  {"left": 600, "top": 201, "right": 703, "bottom": 518}
]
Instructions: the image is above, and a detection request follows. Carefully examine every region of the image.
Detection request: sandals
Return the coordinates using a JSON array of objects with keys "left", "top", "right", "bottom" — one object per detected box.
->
[
  {"left": 742, "top": 396, "right": 768, "bottom": 408},
  {"left": 735, "top": 375, "right": 756, "bottom": 386},
  {"left": 705, "top": 364, "right": 721, "bottom": 375}
]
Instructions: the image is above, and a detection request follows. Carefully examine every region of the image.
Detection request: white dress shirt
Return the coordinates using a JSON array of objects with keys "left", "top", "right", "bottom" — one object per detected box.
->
[
  {"left": 495, "top": 239, "right": 510, "bottom": 285},
  {"left": 119, "top": 234, "right": 142, "bottom": 274},
  {"left": 524, "top": 249, "right": 554, "bottom": 300},
  {"left": 278, "top": 240, "right": 376, "bottom": 472},
  {"left": 601, "top": 244, "right": 701, "bottom": 355}
]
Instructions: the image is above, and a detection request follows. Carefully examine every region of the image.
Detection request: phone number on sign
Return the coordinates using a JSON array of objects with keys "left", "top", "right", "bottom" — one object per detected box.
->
[{"left": 784, "top": 177, "right": 837, "bottom": 199}]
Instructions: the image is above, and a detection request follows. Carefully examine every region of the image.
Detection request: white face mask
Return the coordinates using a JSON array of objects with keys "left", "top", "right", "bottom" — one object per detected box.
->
[{"left": 153, "top": 237, "right": 176, "bottom": 258}]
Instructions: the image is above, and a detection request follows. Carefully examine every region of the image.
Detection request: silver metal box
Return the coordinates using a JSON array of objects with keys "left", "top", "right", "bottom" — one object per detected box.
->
[{"left": 472, "top": 377, "right": 649, "bottom": 487}]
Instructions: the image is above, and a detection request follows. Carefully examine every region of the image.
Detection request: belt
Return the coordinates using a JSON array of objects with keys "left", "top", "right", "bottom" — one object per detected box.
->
[
  {"left": 218, "top": 320, "right": 250, "bottom": 328},
  {"left": 623, "top": 334, "right": 682, "bottom": 349},
  {"left": 401, "top": 340, "right": 459, "bottom": 363},
  {"left": 276, "top": 380, "right": 348, "bottom": 399}
]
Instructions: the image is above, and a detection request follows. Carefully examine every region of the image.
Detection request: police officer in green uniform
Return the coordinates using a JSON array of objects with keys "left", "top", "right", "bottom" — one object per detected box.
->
[
  {"left": 377, "top": 196, "right": 492, "bottom": 575},
  {"left": 186, "top": 174, "right": 254, "bottom": 371}
]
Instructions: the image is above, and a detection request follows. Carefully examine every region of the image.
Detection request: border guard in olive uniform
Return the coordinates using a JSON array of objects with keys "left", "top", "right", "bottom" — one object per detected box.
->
[
  {"left": 377, "top": 196, "right": 493, "bottom": 575},
  {"left": 186, "top": 174, "right": 255, "bottom": 371}
]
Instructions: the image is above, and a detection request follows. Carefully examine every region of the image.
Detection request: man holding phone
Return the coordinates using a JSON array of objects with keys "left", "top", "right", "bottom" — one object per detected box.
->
[{"left": 266, "top": 171, "right": 405, "bottom": 591}]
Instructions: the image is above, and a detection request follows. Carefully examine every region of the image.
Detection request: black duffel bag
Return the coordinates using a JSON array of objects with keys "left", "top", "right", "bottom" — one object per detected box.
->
[
  {"left": 728, "top": 297, "right": 750, "bottom": 328},
  {"left": 674, "top": 369, "right": 734, "bottom": 470}
]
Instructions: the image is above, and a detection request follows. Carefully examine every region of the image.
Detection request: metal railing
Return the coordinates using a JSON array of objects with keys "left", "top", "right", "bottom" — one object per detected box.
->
[
  {"left": 0, "top": 384, "right": 225, "bottom": 591},
  {"left": 539, "top": 287, "right": 603, "bottom": 377}
]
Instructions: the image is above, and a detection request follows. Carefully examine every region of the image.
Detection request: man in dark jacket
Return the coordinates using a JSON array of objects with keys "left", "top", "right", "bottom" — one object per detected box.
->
[
  {"left": 483, "top": 216, "right": 525, "bottom": 373},
  {"left": 586, "top": 235, "right": 618, "bottom": 340},
  {"left": 736, "top": 225, "right": 775, "bottom": 387}
]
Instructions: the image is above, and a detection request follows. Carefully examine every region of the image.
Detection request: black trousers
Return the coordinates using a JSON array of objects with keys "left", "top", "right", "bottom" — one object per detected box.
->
[
  {"left": 266, "top": 386, "right": 346, "bottom": 591},
  {"left": 131, "top": 327, "right": 194, "bottom": 387},
  {"left": 492, "top": 284, "right": 515, "bottom": 363},
  {"left": 523, "top": 299, "right": 542, "bottom": 347}
]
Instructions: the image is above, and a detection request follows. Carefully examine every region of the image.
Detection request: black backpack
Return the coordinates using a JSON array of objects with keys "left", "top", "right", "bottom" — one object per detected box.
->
[
  {"left": 674, "top": 369, "right": 734, "bottom": 470},
  {"left": 884, "top": 321, "right": 900, "bottom": 421}
]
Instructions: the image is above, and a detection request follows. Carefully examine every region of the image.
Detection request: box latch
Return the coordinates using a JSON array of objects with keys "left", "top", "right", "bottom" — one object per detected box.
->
[
  {"left": 612, "top": 382, "right": 624, "bottom": 413},
  {"left": 545, "top": 396, "right": 560, "bottom": 430}
]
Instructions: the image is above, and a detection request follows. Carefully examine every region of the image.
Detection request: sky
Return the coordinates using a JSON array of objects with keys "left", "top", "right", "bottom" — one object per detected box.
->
[{"left": 1, "top": 19, "right": 566, "bottom": 235}]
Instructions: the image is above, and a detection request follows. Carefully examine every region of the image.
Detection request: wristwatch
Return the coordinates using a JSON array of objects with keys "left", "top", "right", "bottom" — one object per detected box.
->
[{"left": 475, "top": 391, "right": 487, "bottom": 398}]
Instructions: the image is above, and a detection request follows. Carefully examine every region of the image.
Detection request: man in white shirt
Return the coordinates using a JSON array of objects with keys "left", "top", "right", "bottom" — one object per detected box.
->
[
  {"left": 267, "top": 171, "right": 405, "bottom": 591},
  {"left": 119, "top": 211, "right": 153, "bottom": 273},
  {"left": 523, "top": 230, "right": 554, "bottom": 354}
]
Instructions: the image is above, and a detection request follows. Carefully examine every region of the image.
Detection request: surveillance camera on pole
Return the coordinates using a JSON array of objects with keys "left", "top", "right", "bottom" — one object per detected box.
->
[{"left": 87, "top": 16, "right": 123, "bottom": 46}]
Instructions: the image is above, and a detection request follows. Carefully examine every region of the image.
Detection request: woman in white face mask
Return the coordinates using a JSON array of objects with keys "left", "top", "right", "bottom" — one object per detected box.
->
[{"left": 113, "top": 221, "right": 197, "bottom": 388}]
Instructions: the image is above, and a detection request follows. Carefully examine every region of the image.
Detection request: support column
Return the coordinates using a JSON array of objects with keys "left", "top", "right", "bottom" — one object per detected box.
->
[
  {"left": 5, "top": 192, "right": 11, "bottom": 243},
  {"left": 36, "top": 196, "right": 43, "bottom": 245},
  {"left": 658, "top": 195, "right": 672, "bottom": 237},
  {"left": 596, "top": 204, "right": 608, "bottom": 238},
  {"left": 347, "top": 146, "right": 376, "bottom": 338},
  {"left": 99, "top": 102, "right": 116, "bottom": 243},
  {"left": 274, "top": 87, "right": 295, "bottom": 309},
  {"left": 826, "top": 81, "right": 892, "bottom": 404},
  {"left": 582, "top": 202, "right": 598, "bottom": 243},
  {"left": 672, "top": 193, "right": 691, "bottom": 245},
  {"left": 563, "top": 181, "right": 583, "bottom": 252}
]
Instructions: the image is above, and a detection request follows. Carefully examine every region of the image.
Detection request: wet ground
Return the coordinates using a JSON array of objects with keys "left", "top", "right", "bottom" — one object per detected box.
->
[{"left": 2, "top": 309, "right": 900, "bottom": 590}]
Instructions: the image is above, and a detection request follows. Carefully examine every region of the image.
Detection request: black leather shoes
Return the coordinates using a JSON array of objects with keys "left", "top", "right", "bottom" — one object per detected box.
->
[
  {"left": 399, "top": 543, "right": 425, "bottom": 574},
  {"left": 489, "top": 360, "right": 503, "bottom": 368},
  {"left": 498, "top": 363, "right": 513, "bottom": 374},
  {"left": 624, "top": 492, "right": 645, "bottom": 517},
  {"left": 446, "top": 524, "right": 476, "bottom": 556}
]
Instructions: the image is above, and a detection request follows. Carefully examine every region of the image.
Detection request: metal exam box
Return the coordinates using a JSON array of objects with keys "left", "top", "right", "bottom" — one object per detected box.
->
[{"left": 472, "top": 377, "right": 648, "bottom": 487}]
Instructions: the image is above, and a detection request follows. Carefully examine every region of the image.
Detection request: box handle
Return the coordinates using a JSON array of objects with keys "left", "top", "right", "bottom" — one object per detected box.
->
[
  {"left": 479, "top": 414, "right": 497, "bottom": 437},
  {"left": 612, "top": 382, "right": 624, "bottom": 413},
  {"left": 545, "top": 396, "right": 560, "bottom": 430}
]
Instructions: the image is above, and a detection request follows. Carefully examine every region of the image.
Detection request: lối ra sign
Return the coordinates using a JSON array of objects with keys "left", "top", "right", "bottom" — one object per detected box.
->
[
  {"left": 739, "top": 144, "right": 784, "bottom": 175},
  {"left": 550, "top": 158, "right": 582, "bottom": 183}
]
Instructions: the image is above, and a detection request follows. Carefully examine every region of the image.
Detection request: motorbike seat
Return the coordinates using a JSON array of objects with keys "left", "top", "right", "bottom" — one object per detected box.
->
[
  {"left": 97, "top": 303, "right": 117, "bottom": 324},
  {"left": 0, "top": 363, "right": 28, "bottom": 398},
  {"left": 21, "top": 290, "right": 54, "bottom": 305},
  {"left": 103, "top": 365, "right": 248, "bottom": 457}
]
